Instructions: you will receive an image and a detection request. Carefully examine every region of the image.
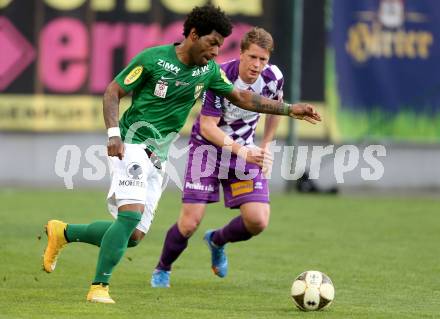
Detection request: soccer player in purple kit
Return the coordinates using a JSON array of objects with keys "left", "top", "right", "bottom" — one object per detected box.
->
[{"left": 151, "top": 27, "right": 318, "bottom": 287}]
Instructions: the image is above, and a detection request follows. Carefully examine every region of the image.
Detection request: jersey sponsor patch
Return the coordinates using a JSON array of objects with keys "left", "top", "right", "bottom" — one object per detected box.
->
[
  {"left": 154, "top": 80, "right": 168, "bottom": 98},
  {"left": 175, "top": 80, "right": 189, "bottom": 87},
  {"left": 185, "top": 181, "right": 215, "bottom": 192},
  {"left": 231, "top": 180, "right": 254, "bottom": 197},
  {"left": 194, "top": 83, "right": 204, "bottom": 99},
  {"left": 192, "top": 65, "right": 210, "bottom": 76},
  {"left": 157, "top": 59, "right": 180, "bottom": 74},
  {"left": 124, "top": 66, "right": 143, "bottom": 85}
]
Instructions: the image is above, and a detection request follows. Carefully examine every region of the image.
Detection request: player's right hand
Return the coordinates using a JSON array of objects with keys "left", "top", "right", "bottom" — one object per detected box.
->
[
  {"left": 107, "top": 136, "right": 125, "bottom": 160},
  {"left": 289, "top": 103, "right": 322, "bottom": 124},
  {"left": 241, "top": 146, "right": 273, "bottom": 170}
]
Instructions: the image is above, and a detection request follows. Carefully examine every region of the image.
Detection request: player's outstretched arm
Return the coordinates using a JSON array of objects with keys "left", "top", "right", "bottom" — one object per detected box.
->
[
  {"left": 199, "top": 114, "right": 270, "bottom": 168},
  {"left": 103, "top": 80, "right": 129, "bottom": 160},
  {"left": 225, "top": 89, "right": 322, "bottom": 124}
]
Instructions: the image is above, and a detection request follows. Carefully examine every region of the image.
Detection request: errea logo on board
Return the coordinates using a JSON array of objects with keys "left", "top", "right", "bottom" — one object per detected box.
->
[{"left": 157, "top": 59, "right": 180, "bottom": 74}]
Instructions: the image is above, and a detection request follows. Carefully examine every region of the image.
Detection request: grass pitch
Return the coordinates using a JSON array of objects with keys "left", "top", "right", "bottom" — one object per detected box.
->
[{"left": 0, "top": 189, "right": 439, "bottom": 319}]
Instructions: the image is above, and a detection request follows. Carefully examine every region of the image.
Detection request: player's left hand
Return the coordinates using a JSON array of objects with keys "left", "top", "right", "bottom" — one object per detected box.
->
[{"left": 289, "top": 103, "right": 322, "bottom": 124}]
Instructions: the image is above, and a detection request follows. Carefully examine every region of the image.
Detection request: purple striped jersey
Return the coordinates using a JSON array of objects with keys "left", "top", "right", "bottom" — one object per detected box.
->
[{"left": 190, "top": 59, "right": 284, "bottom": 147}]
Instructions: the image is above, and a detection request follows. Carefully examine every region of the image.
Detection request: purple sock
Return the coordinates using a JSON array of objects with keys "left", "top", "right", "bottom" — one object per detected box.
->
[
  {"left": 211, "top": 216, "right": 252, "bottom": 246},
  {"left": 156, "top": 223, "right": 188, "bottom": 271}
]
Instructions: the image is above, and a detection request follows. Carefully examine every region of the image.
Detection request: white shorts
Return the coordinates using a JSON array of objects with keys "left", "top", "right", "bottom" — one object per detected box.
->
[{"left": 107, "top": 143, "right": 165, "bottom": 234}]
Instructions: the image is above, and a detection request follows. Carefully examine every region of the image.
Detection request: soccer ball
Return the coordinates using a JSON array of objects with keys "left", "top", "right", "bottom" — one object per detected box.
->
[{"left": 290, "top": 270, "right": 335, "bottom": 311}]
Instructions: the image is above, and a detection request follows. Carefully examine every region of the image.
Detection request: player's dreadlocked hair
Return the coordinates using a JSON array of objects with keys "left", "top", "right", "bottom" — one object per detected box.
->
[{"left": 183, "top": 4, "right": 233, "bottom": 38}]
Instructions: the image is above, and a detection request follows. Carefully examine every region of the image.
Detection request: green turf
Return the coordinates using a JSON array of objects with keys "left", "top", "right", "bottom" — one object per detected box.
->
[{"left": 0, "top": 189, "right": 439, "bottom": 318}]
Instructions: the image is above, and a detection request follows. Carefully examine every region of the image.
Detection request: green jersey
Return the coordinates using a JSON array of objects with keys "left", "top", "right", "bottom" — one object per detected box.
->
[{"left": 114, "top": 44, "right": 234, "bottom": 161}]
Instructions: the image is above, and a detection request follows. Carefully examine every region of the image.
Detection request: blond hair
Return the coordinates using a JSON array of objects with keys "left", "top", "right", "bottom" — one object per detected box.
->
[{"left": 240, "top": 27, "right": 274, "bottom": 53}]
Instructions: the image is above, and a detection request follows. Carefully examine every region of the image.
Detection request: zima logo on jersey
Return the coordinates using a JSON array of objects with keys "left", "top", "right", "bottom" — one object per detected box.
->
[
  {"left": 157, "top": 59, "right": 180, "bottom": 74},
  {"left": 124, "top": 66, "right": 143, "bottom": 85},
  {"left": 192, "top": 65, "right": 210, "bottom": 76},
  {"left": 220, "top": 69, "right": 232, "bottom": 84},
  {"left": 194, "top": 83, "right": 204, "bottom": 99}
]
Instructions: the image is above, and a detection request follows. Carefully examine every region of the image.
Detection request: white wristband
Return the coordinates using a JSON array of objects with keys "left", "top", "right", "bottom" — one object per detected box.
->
[{"left": 107, "top": 127, "right": 121, "bottom": 138}]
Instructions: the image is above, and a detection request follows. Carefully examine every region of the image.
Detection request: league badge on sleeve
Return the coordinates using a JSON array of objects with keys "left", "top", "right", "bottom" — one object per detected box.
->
[{"left": 124, "top": 66, "right": 143, "bottom": 85}]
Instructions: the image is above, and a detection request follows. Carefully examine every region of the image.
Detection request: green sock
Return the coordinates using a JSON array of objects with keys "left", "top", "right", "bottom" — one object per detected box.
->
[
  {"left": 93, "top": 211, "right": 141, "bottom": 284},
  {"left": 66, "top": 221, "right": 112, "bottom": 246},
  {"left": 66, "top": 221, "right": 141, "bottom": 247}
]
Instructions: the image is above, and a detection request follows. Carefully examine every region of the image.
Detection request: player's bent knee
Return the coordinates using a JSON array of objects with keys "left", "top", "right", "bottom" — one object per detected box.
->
[
  {"left": 178, "top": 218, "right": 200, "bottom": 237},
  {"left": 249, "top": 223, "right": 267, "bottom": 235},
  {"left": 245, "top": 216, "right": 269, "bottom": 235},
  {"left": 178, "top": 204, "right": 206, "bottom": 237},
  {"left": 119, "top": 203, "right": 144, "bottom": 213},
  {"left": 130, "top": 229, "right": 145, "bottom": 243}
]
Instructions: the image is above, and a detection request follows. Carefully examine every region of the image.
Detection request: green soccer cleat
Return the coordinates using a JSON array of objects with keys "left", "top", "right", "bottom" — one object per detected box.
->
[{"left": 42, "top": 220, "right": 67, "bottom": 273}]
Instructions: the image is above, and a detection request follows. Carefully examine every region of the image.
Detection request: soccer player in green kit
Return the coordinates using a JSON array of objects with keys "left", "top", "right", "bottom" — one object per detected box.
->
[{"left": 42, "top": 5, "right": 321, "bottom": 304}]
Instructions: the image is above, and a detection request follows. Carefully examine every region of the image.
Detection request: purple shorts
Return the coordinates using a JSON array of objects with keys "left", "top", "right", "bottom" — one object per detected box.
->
[{"left": 182, "top": 141, "right": 270, "bottom": 208}]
